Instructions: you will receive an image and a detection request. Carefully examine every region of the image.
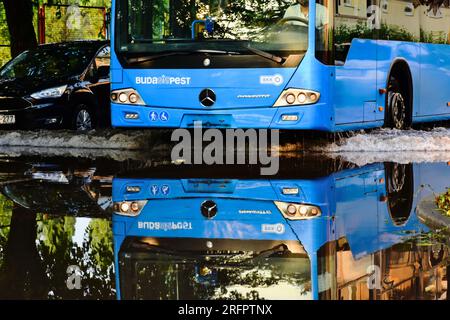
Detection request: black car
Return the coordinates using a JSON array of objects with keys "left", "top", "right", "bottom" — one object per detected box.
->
[{"left": 0, "top": 40, "right": 110, "bottom": 131}]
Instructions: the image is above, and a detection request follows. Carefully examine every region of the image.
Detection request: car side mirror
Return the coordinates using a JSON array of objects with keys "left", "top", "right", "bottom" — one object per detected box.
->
[{"left": 97, "top": 65, "right": 110, "bottom": 79}]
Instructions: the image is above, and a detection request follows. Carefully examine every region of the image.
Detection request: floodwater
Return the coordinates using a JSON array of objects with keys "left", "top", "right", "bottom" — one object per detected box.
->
[{"left": 0, "top": 143, "right": 448, "bottom": 300}]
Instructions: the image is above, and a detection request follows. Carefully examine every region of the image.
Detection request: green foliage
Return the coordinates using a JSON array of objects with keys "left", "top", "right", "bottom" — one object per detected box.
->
[
  {"left": 37, "top": 215, "right": 75, "bottom": 254},
  {"left": 0, "top": 2, "right": 11, "bottom": 67},
  {"left": 36, "top": 215, "right": 115, "bottom": 299},
  {"left": 420, "top": 29, "right": 448, "bottom": 45},
  {"left": 377, "top": 23, "right": 416, "bottom": 42},
  {"left": 0, "top": 0, "right": 111, "bottom": 67},
  {"left": 43, "top": 0, "right": 111, "bottom": 43},
  {"left": 436, "top": 188, "right": 450, "bottom": 217},
  {"left": 335, "top": 22, "right": 417, "bottom": 44},
  {"left": 0, "top": 195, "right": 13, "bottom": 265},
  {"left": 85, "top": 219, "right": 114, "bottom": 275},
  {"left": 44, "top": 0, "right": 111, "bottom": 8},
  {"left": 146, "top": 0, "right": 293, "bottom": 39}
]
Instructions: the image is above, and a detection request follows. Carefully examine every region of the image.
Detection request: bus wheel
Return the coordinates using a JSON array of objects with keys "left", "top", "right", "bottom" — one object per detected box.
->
[
  {"left": 385, "top": 162, "right": 413, "bottom": 226},
  {"left": 386, "top": 77, "right": 407, "bottom": 129}
]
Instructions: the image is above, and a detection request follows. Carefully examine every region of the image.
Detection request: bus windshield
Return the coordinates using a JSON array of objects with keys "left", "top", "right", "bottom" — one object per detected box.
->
[
  {"left": 119, "top": 238, "right": 312, "bottom": 299},
  {"left": 115, "top": 0, "right": 309, "bottom": 57}
]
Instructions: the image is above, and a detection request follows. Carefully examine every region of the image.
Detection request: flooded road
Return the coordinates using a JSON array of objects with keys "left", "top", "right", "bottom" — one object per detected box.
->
[{"left": 0, "top": 153, "right": 448, "bottom": 300}]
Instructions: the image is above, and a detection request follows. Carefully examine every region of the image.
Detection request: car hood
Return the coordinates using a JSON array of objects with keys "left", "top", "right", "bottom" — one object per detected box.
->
[{"left": 0, "top": 76, "right": 77, "bottom": 98}]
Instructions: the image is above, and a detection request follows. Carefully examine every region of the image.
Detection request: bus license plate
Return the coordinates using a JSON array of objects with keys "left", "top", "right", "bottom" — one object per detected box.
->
[{"left": 0, "top": 115, "right": 15, "bottom": 124}]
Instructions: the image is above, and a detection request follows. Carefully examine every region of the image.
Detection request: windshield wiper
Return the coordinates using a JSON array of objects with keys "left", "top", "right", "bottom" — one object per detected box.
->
[
  {"left": 126, "top": 49, "right": 241, "bottom": 65},
  {"left": 244, "top": 45, "right": 285, "bottom": 64}
]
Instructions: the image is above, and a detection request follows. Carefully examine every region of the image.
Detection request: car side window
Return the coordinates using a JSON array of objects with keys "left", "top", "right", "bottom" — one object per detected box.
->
[{"left": 95, "top": 46, "right": 110, "bottom": 79}]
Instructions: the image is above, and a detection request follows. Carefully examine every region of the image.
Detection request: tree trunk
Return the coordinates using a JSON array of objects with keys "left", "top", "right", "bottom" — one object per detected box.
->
[
  {"left": 2, "top": 0, "right": 38, "bottom": 58},
  {"left": 0, "top": 204, "right": 47, "bottom": 299}
]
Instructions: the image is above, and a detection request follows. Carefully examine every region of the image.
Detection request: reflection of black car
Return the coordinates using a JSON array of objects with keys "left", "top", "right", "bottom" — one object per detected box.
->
[
  {"left": 0, "top": 41, "right": 110, "bottom": 131},
  {"left": 0, "top": 164, "right": 112, "bottom": 217}
]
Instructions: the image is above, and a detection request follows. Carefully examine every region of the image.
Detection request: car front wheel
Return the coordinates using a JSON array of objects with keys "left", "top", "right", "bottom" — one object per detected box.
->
[{"left": 73, "top": 104, "right": 95, "bottom": 131}]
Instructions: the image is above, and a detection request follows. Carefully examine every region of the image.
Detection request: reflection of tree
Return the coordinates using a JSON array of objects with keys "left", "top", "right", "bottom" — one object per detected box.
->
[
  {"left": 335, "top": 22, "right": 417, "bottom": 44},
  {"left": 36, "top": 216, "right": 115, "bottom": 299},
  {"left": 81, "top": 219, "right": 115, "bottom": 297},
  {"left": 210, "top": 0, "right": 292, "bottom": 39},
  {"left": 147, "top": 0, "right": 294, "bottom": 39},
  {"left": 0, "top": 204, "right": 48, "bottom": 299},
  {"left": 129, "top": 257, "right": 310, "bottom": 300},
  {"left": 0, "top": 195, "right": 13, "bottom": 263},
  {"left": 413, "top": 0, "right": 450, "bottom": 14},
  {"left": 0, "top": 190, "right": 114, "bottom": 299},
  {"left": 36, "top": 215, "right": 78, "bottom": 299}
]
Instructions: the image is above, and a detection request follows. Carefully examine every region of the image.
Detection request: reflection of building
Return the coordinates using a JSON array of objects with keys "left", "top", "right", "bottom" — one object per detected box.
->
[
  {"left": 112, "top": 161, "right": 450, "bottom": 300},
  {"left": 319, "top": 238, "right": 449, "bottom": 299},
  {"left": 336, "top": 0, "right": 450, "bottom": 43}
]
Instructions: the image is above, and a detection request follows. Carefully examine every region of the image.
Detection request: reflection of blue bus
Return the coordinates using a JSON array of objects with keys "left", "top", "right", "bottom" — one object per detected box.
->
[
  {"left": 112, "top": 162, "right": 450, "bottom": 299},
  {"left": 110, "top": 0, "right": 450, "bottom": 131}
]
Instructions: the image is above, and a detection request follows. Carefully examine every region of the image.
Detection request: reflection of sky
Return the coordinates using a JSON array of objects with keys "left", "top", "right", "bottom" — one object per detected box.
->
[
  {"left": 212, "top": 269, "right": 311, "bottom": 300},
  {"left": 73, "top": 217, "right": 90, "bottom": 246},
  {"left": 215, "top": 282, "right": 312, "bottom": 300}
]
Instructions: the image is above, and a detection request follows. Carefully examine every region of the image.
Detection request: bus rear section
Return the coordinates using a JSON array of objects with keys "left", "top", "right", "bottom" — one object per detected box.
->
[
  {"left": 110, "top": 0, "right": 450, "bottom": 131},
  {"left": 111, "top": 176, "right": 332, "bottom": 299}
]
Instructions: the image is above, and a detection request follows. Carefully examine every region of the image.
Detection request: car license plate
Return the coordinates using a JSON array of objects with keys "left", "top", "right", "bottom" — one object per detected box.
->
[{"left": 0, "top": 115, "right": 15, "bottom": 124}]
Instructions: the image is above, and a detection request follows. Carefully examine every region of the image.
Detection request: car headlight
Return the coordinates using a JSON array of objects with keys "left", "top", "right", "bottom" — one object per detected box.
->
[{"left": 30, "top": 85, "right": 67, "bottom": 100}]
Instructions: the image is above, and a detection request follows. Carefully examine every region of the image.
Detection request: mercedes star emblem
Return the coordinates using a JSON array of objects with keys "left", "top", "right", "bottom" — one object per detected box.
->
[
  {"left": 199, "top": 89, "right": 216, "bottom": 107},
  {"left": 200, "top": 200, "right": 218, "bottom": 219}
]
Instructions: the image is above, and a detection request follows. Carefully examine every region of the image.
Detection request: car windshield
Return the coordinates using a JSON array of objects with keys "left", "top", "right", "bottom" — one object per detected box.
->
[
  {"left": 115, "top": 0, "right": 309, "bottom": 56},
  {"left": 0, "top": 45, "right": 97, "bottom": 80}
]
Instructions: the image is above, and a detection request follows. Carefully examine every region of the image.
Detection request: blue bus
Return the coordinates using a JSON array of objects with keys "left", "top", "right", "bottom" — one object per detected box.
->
[
  {"left": 110, "top": 0, "right": 450, "bottom": 131},
  {"left": 111, "top": 161, "right": 450, "bottom": 299}
]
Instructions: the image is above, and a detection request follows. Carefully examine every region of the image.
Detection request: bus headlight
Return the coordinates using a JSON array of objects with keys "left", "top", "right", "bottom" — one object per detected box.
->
[
  {"left": 273, "top": 89, "right": 320, "bottom": 107},
  {"left": 111, "top": 88, "right": 146, "bottom": 105},
  {"left": 274, "top": 201, "right": 321, "bottom": 220},
  {"left": 113, "top": 200, "right": 148, "bottom": 216}
]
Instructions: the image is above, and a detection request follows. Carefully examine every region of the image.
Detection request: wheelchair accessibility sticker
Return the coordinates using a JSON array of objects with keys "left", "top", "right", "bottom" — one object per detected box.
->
[{"left": 149, "top": 111, "right": 169, "bottom": 122}]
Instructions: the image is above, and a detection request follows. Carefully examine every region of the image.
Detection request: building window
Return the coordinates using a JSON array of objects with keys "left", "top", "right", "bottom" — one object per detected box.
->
[
  {"left": 381, "top": 0, "right": 388, "bottom": 13},
  {"left": 404, "top": 3, "right": 414, "bottom": 16}
]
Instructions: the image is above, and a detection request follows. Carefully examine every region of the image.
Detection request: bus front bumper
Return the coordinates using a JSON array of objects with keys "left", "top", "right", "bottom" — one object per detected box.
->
[{"left": 111, "top": 102, "right": 333, "bottom": 131}]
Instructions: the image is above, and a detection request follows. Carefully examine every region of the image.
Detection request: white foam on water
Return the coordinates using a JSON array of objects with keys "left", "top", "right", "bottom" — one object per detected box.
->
[
  {"left": 323, "top": 128, "right": 450, "bottom": 166},
  {"left": 325, "top": 128, "right": 450, "bottom": 152},
  {"left": 329, "top": 151, "right": 450, "bottom": 167},
  {"left": 0, "top": 130, "right": 154, "bottom": 150}
]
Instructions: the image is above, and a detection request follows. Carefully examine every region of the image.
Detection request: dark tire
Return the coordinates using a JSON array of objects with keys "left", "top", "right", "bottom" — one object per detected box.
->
[
  {"left": 72, "top": 104, "right": 95, "bottom": 131},
  {"left": 385, "top": 74, "right": 411, "bottom": 130},
  {"left": 385, "top": 162, "right": 414, "bottom": 226}
]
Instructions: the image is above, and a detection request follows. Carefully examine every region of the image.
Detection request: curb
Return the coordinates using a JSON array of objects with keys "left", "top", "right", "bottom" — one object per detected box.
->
[{"left": 417, "top": 195, "right": 450, "bottom": 234}]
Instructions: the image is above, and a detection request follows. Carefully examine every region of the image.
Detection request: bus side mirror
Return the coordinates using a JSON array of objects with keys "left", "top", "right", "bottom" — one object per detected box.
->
[{"left": 191, "top": 18, "right": 214, "bottom": 39}]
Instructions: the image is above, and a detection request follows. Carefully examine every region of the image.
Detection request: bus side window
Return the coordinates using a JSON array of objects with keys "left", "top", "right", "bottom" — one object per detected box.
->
[
  {"left": 334, "top": 0, "right": 376, "bottom": 65},
  {"left": 315, "top": 0, "right": 334, "bottom": 65}
]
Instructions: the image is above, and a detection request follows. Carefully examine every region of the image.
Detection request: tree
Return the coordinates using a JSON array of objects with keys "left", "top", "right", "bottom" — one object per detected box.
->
[
  {"left": 0, "top": 204, "right": 48, "bottom": 299},
  {"left": 2, "top": 0, "right": 37, "bottom": 58}
]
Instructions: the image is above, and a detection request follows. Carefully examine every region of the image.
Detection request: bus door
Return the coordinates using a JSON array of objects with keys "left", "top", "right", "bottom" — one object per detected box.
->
[
  {"left": 333, "top": 167, "right": 383, "bottom": 259},
  {"left": 333, "top": 0, "right": 378, "bottom": 125}
]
